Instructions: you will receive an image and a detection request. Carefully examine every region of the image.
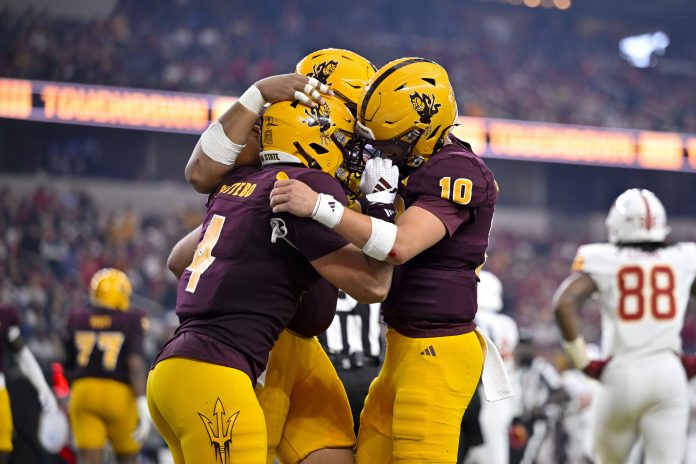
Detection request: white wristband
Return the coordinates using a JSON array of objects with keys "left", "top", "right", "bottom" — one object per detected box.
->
[
  {"left": 562, "top": 336, "right": 590, "bottom": 369},
  {"left": 200, "top": 121, "right": 245, "bottom": 166},
  {"left": 136, "top": 395, "right": 150, "bottom": 420},
  {"left": 311, "top": 194, "right": 344, "bottom": 229},
  {"left": 238, "top": 85, "right": 266, "bottom": 115},
  {"left": 362, "top": 217, "right": 397, "bottom": 261}
]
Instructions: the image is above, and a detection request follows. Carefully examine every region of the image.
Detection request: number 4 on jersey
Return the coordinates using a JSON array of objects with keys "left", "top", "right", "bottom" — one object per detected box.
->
[{"left": 186, "top": 214, "right": 225, "bottom": 293}]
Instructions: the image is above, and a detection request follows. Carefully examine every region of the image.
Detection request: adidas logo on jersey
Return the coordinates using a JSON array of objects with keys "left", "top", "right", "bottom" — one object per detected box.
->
[{"left": 420, "top": 345, "right": 437, "bottom": 357}]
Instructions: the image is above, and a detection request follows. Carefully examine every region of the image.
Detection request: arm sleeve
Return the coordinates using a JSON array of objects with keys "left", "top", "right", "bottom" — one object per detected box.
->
[{"left": 282, "top": 171, "right": 350, "bottom": 262}]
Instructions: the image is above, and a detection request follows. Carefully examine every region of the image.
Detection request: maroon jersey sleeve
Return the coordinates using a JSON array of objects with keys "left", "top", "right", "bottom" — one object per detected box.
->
[
  {"left": 282, "top": 170, "right": 350, "bottom": 262},
  {"left": 407, "top": 151, "right": 496, "bottom": 236}
]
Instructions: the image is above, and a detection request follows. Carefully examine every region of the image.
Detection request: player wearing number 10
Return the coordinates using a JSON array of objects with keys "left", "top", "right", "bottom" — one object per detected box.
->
[
  {"left": 554, "top": 188, "right": 696, "bottom": 464},
  {"left": 64, "top": 268, "right": 151, "bottom": 464}
]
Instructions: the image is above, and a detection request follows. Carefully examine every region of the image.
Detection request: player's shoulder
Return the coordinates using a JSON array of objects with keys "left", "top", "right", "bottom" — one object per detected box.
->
[
  {"left": 408, "top": 137, "right": 496, "bottom": 203},
  {"left": 673, "top": 242, "right": 696, "bottom": 257},
  {"left": 293, "top": 168, "right": 347, "bottom": 204},
  {"left": 572, "top": 243, "right": 616, "bottom": 272}
]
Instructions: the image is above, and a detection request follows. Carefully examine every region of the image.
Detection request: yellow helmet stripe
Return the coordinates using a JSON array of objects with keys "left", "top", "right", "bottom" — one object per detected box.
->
[{"left": 359, "top": 58, "right": 433, "bottom": 121}]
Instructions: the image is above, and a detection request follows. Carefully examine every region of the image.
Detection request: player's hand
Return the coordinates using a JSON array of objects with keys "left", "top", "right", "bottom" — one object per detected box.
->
[
  {"left": 255, "top": 74, "right": 334, "bottom": 107},
  {"left": 132, "top": 395, "right": 152, "bottom": 443},
  {"left": 359, "top": 157, "right": 399, "bottom": 204},
  {"left": 582, "top": 359, "right": 610, "bottom": 380},
  {"left": 270, "top": 179, "right": 320, "bottom": 217},
  {"left": 681, "top": 355, "right": 696, "bottom": 379}
]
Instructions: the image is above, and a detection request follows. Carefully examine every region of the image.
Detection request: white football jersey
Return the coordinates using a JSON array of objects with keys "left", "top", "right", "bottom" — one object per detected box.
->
[{"left": 573, "top": 242, "right": 696, "bottom": 359}]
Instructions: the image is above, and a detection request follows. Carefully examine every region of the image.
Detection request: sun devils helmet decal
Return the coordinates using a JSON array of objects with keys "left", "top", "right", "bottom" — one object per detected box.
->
[
  {"left": 199, "top": 398, "right": 239, "bottom": 464},
  {"left": 409, "top": 91, "right": 441, "bottom": 124},
  {"left": 303, "top": 103, "right": 332, "bottom": 131},
  {"left": 309, "top": 60, "right": 339, "bottom": 84}
]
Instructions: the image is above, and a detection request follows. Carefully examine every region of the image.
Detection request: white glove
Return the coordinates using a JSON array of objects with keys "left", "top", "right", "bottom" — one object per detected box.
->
[
  {"left": 359, "top": 157, "right": 399, "bottom": 204},
  {"left": 132, "top": 395, "right": 152, "bottom": 443}
]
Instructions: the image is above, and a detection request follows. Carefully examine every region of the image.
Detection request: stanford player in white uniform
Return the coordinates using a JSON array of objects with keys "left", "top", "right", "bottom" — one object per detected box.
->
[{"left": 554, "top": 188, "right": 696, "bottom": 464}]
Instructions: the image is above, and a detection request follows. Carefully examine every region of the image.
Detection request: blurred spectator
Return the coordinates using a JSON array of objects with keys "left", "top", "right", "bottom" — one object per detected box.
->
[{"left": 0, "top": 1, "right": 693, "bottom": 132}]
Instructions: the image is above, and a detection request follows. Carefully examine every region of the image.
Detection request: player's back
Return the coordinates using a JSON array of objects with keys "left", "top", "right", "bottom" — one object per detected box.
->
[
  {"left": 162, "top": 164, "right": 348, "bottom": 382},
  {"left": 574, "top": 241, "right": 696, "bottom": 360},
  {"left": 383, "top": 138, "right": 498, "bottom": 337},
  {"left": 65, "top": 306, "right": 146, "bottom": 384}
]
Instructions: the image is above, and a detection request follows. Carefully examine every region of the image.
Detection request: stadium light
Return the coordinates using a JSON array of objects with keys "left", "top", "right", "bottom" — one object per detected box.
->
[{"left": 619, "top": 31, "right": 670, "bottom": 68}]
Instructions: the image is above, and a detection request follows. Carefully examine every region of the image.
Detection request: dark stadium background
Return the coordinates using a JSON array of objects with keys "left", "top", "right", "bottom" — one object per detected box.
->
[{"left": 0, "top": 0, "right": 694, "bottom": 462}]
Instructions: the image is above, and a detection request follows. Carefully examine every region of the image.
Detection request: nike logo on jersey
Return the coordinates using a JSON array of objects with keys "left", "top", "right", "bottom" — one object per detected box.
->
[{"left": 420, "top": 345, "right": 437, "bottom": 356}]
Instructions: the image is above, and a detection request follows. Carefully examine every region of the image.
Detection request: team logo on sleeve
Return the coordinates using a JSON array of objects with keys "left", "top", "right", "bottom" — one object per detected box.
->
[
  {"left": 199, "top": 398, "right": 239, "bottom": 464},
  {"left": 409, "top": 92, "right": 441, "bottom": 124},
  {"left": 309, "top": 60, "right": 338, "bottom": 84}
]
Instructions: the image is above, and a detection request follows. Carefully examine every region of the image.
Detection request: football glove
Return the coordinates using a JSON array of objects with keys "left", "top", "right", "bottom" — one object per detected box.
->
[{"left": 360, "top": 157, "right": 399, "bottom": 205}]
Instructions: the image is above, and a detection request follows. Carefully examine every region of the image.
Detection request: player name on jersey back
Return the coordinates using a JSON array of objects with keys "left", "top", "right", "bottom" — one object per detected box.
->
[{"left": 574, "top": 242, "right": 696, "bottom": 360}]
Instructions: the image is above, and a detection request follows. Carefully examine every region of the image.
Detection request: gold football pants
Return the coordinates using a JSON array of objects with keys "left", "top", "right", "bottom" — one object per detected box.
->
[
  {"left": 257, "top": 330, "right": 355, "bottom": 463},
  {"left": 69, "top": 377, "right": 141, "bottom": 455},
  {"left": 355, "top": 329, "right": 483, "bottom": 463},
  {"left": 147, "top": 357, "right": 266, "bottom": 464},
  {"left": 0, "top": 387, "right": 12, "bottom": 452}
]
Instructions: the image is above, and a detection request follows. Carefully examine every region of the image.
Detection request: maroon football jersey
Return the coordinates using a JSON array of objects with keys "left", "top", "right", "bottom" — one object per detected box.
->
[
  {"left": 154, "top": 165, "right": 349, "bottom": 383},
  {"left": 382, "top": 138, "right": 498, "bottom": 337},
  {"left": 287, "top": 279, "right": 338, "bottom": 337},
  {"left": 64, "top": 306, "right": 147, "bottom": 384},
  {"left": 0, "top": 305, "right": 20, "bottom": 375}
]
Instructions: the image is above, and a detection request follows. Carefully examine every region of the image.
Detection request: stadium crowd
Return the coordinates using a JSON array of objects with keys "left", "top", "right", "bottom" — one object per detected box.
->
[{"left": 1, "top": 0, "right": 694, "bottom": 133}]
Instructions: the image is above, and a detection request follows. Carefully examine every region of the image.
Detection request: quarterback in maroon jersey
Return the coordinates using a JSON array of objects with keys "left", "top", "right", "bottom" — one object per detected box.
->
[{"left": 270, "top": 58, "right": 498, "bottom": 463}]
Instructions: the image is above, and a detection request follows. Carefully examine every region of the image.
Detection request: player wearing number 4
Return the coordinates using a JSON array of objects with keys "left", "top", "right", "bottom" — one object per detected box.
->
[
  {"left": 270, "top": 58, "right": 512, "bottom": 463},
  {"left": 64, "top": 268, "right": 151, "bottom": 464},
  {"left": 553, "top": 188, "right": 696, "bottom": 464}
]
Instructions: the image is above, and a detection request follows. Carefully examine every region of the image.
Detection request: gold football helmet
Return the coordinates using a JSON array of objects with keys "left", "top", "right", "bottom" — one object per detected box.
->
[
  {"left": 356, "top": 57, "right": 458, "bottom": 168},
  {"left": 260, "top": 94, "right": 355, "bottom": 178},
  {"left": 90, "top": 268, "right": 131, "bottom": 311},
  {"left": 296, "top": 48, "right": 377, "bottom": 114}
]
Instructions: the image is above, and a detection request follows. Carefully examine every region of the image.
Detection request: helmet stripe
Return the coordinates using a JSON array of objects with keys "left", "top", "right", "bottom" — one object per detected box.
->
[
  {"left": 359, "top": 58, "right": 433, "bottom": 120},
  {"left": 640, "top": 191, "right": 653, "bottom": 230}
]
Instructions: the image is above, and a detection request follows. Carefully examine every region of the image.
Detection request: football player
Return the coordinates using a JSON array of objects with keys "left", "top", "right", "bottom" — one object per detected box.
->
[
  {"left": 148, "top": 93, "right": 393, "bottom": 463},
  {"left": 63, "top": 268, "right": 151, "bottom": 464},
  {"left": 553, "top": 188, "right": 696, "bottom": 464},
  {"left": 0, "top": 304, "right": 63, "bottom": 462},
  {"left": 466, "top": 270, "right": 519, "bottom": 464},
  {"left": 169, "top": 49, "right": 380, "bottom": 464},
  {"left": 270, "top": 58, "right": 507, "bottom": 463}
]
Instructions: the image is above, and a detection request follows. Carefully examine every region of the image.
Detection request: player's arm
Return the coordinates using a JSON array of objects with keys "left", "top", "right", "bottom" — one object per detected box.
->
[
  {"left": 270, "top": 183, "right": 446, "bottom": 265},
  {"left": 8, "top": 327, "right": 58, "bottom": 411},
  {"left": 311, "top": 244, "right": 393, "bottom": 303},
  {"left": 552, "top": 272, "right": 598, "bottom": 368},
  {"left": 167, "top": 225, "right": 201, "bottom": 279},
  {"left": 271, "top": 158, "right": 446, "bottom": 265},
  {"left": 185, "top": 74, "right": 333, "bottom": 193}
]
